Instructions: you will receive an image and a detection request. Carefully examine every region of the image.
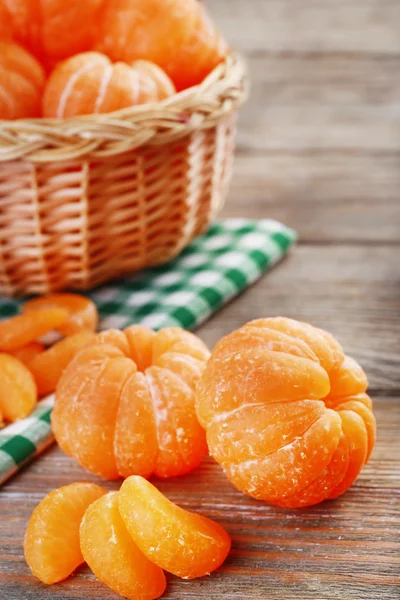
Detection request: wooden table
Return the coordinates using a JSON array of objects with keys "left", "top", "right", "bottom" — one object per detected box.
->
[{"left": 1, "top": 1, "right": 399, "bottom": 599}]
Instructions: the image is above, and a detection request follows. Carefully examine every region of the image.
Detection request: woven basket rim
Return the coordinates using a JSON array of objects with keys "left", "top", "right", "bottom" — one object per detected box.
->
[{"left": 0, "top": 52, "right": 248, "bottom": 163}]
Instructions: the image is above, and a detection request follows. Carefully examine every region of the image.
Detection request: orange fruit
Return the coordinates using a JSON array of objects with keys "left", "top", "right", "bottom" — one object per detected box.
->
[
  {"left": 0, "top": 3, "right": 12, "bottom": 40},
  {"left": 0, "top": 41, "right": 45, "bottom": 119},
  {"left": 42, "top": 52, "right": 176, "bottom": 118},
  {"left": 27, "top": 330, "right": 96, "bottom": 397},
  {"left": 196, "top": 317, "right": 376, "bottom": 508},
  {"left": 119, "top": 476, "right": 231, "bottom": 579},
  {"left": 52, "top": 326, "right": 209, "bottom": 479},
  {"left": 96, "top": 0, "right": 228, "bottom": 91},
  {"left": 23, "top": 294, "right": 98, "bottom": 336},
  {"left": 24, "top": 482, "right": 106, "bottom": 584},
  {"left": 0, "top": 307, "right": 68, "bottom": 352},
  {"left": 1, "top": 0, "right": 104, "bottom": 67},
  {"left": 80, "top": 492, "right": 166, "bottom": 600},
  {"left": 10, "top": 341, "right": 45, "bottom": 365},
  {"left": 0, "top": 353, "right": 37, "bottom": 421}
]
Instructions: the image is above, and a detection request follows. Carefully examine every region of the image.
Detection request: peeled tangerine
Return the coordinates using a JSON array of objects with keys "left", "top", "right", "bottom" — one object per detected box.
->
[
  {"left": 118, "top": 476, "right": 231, "bottom": 579},
  {"left": 23, "top": 294, "right": 99, "bottom": 336},
  {"left": 43, "top": 52, "right": 176, "bottom": 118},
  {"left": 196, "top": 317, "right": 376, "bottom": 508},
  {"left": 52, "top": 326, "right": 210, "bottom": 479},
  {"left": 0, "top": 41, "right": 45, "bottom": 119},
  {"left": 96, "top": 0, "right": 227, "bottom": 91},
  {"left": 24, "top": 482, "right": 106, "bottom": 585},
  {"left": 0, "top": 353, "right": 37, "bottom": 422},
  {"left": 0, "top": 0, "right": 104, "bottom": 68}
]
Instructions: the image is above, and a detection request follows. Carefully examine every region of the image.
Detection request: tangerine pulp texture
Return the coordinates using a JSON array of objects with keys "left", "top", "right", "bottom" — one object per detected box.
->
[
  {"left": 96, "top": 0, "right": 227, "bottom": 91},
  {"left": 24, "top": 482, "right": 106, "bottom": 584},
  {"left": 0, "top": 353, "right": 37, "bottom": 421},
  {"left": 80, "top": 492, "right": 167, "bottom": 600},
  {"left": 0, "top": 308, "right": 69, "bottom": 352},
  {"left": 196, "top": 317, "right": 376, "bottom": 508},
  {"left": 23, "top": 294, "right": 99, "bottom": 336},
  {"left": 27, "top": 330, "right": 96, "bottom": 397},
  {"left": 0, "top": 41, "right": 45, "bottom": 118},
  {"left": 42, "top": 52, "right": 176, "bottom": 118},
  {"left": 119, "top": 476, "right": 231, "bottom": 579},
  {"left": 52, "top": 326, "right": 209, "bottom": 479}
]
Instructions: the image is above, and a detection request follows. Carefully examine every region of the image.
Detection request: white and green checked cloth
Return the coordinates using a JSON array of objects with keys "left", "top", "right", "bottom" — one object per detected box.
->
[{"left": 0, "top": 219, "right": 296, "bottom": 484}]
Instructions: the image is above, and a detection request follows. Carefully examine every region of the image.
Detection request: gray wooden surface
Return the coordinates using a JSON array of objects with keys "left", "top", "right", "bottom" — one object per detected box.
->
[{"left": 1, "top": 1, "right": 400, "bottom": 599}]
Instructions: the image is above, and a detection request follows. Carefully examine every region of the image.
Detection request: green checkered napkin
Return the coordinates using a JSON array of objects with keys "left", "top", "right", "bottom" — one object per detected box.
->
[{"left": 0, "top": 219, "right": 296, "bottom": 484}]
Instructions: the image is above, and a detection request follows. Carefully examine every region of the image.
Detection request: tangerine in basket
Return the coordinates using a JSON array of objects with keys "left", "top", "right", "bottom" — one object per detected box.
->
[
  {"left": 96, "top": 0, "right": 228, "bottom": 91},
  {"left": 23, "top": 294, "right": 99, "bottom": 336},
  {"left": 119, "top": 476, "right": 231, "bottom": 579},
  {"left": 24, "top": 482, "right": 106, "bottom": 584},
  {"left": 28, "top": 330, "right": 96, "bottom": 397},
  {"left": 1, "top": 0, "right": 104, "bottom": 67},
  {"left": 0, "top": 41, "right": 45, "bottom": 119},
  {"left": 0, "top": 353, "right": 37, "bottom": 422},
  {"left": 42, "top": 52, "right": 176, "bottom": 118},
  {"left": 52, "top": 326, "right": 209, "bottom": 479},
  {"left": 196, "top": 317, "right": 376, "bottom": 508},
  {"left": 80, "top": 491, "right": 167, "bottom": 600},
  {"left": 0, "top": 307, "right": 69, "bottom": 352}
]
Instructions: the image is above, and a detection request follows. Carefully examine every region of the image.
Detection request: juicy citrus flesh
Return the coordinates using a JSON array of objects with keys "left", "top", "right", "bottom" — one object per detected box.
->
[
  {"left": 23, "top": 294, "right": 99, "bottom": 336},
  {"left": 196, "top": 317, "right": 376, "bottom": 508},
  {"left": 42, "top": 51, "right": 176, "bottom": 118},
  {"left": 80, "top": 492, "right": 167, "bottom": 600},
  {"left": 119, "top": 476, "right": 231, "bottom": 579},
  {"left": 0, "top": 307, "right": 69, "bottom": 352},
  {"left": 96, "top": 0, "right": 227, "bottom": 91},
  {"left": 0, "top": 40, "right": 45, "bottom": 118},
  {"left": 52, "top": 326, "right": 209, "bottom": 479},
  {"left": 24, "top": 482, "right": 107, "bottom": 584},
  {"left": 1, "top": 0, "right": 104, "bottom": 67},
  {"left": 27, "top": 330, "right": 96, "bottom": 397},
  {"left": 0, "top": 353, "right": 37, "bottom": 421}
]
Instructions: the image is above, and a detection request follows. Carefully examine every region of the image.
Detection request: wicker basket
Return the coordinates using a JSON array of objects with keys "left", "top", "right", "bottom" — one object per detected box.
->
[{"left": 0, "top": 54, "right": 247, "bottom": 297}]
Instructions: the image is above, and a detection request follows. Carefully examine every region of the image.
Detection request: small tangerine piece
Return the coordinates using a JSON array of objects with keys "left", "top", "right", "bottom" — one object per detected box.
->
[
  {"left": 10, "top": 341, "right": 45, "bottom": 366},
  {"left": 0, "top": 308, "right": 69, "bottom": 352},
  {"left": 80, "top": 492, "right": 167, "bottom": 600},
  {"left": 0, "top": 353, "right": 37, "bottom": 421},
  {"left": 23, "top": 294, "right": 98, "bottom": 336},
  {"left": 0, "top": 41, "right": 45, "bottom": 119},
  {"left": 119, "top": 476, "right": 231, "bottom": 579},
  {"left": 24, "top": 482, "right": 106, "bottom": 585},
  {"left": 42, "top": 52, "right": 175, "bottom": 118},
  {"left": 27, "top": 330, "right": 96, "bottom": 397}
]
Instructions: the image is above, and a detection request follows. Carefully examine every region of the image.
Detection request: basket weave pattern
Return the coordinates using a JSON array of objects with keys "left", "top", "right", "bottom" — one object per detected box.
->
[{"left": 0, "top": 55, "right": 247, "bottom": 296}]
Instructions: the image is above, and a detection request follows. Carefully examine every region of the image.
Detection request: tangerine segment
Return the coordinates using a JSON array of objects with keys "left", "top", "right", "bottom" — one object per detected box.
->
[
  {"left": 24, "top": 482, "right": 106, "bottom": 585},
  {"left": 124, "top": 325, "right": 156, "bottom": 372},
  {"left": 28, "top": 330, "right": 96, "bottom": 397},
  {"left": 42, "top": 52, "right": 175, "bottom": 118},
  {"left": 0, "top": 308, "right": 69, "bottom": 352},
  {"left": 196, "top": 317, "right": 376, "bottom": 507},
  {"left": 52, "top": 344, "right": 136, "bottom": 479},
  {"left": 80, "top": 492, "right": 166, "bottom": 600},
  {"left": 96, "top": 0, "right": 227, "bottom": 91},
  {"left": 0, "top": 353, "right": 37, "bottom": 421},
  {"left": 23, "top": 294, "right": 98, "bottom": 336},
  {"left": 119, "top": 476, "right": 231, "bottom": 579},
  {"left": 0, "top": 41, "right": 45, "bottom": 119},
  {"left": 3, "top": 0, "right": 104, "bottom": 66},
  {"left": 10, "top": 341, "right": 44, "bottom": 365}
]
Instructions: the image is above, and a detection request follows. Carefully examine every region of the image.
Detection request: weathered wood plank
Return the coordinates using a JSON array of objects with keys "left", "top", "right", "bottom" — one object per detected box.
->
[
  {"left": 1, "top": 398, "right": 399, "bottom": 600},
  {"left": 222, "top": 152, "right": 400, "bottom": 242},
  {"left": 199, "top": 245, "right": 400, "bottom": 393},
  {"left": 208, "top": 0, "right": 400, "bottom": 55}
]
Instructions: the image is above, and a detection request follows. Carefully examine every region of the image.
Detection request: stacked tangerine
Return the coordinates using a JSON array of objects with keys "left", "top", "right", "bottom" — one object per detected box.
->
[{"left": 0, "top": 0, "right": 228, "bottom": 120}]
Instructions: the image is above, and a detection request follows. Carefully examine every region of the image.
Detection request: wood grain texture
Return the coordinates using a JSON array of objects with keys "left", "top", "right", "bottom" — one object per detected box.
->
[{"left": 1, "top": 0, "right": 400, "bottom": 599}]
